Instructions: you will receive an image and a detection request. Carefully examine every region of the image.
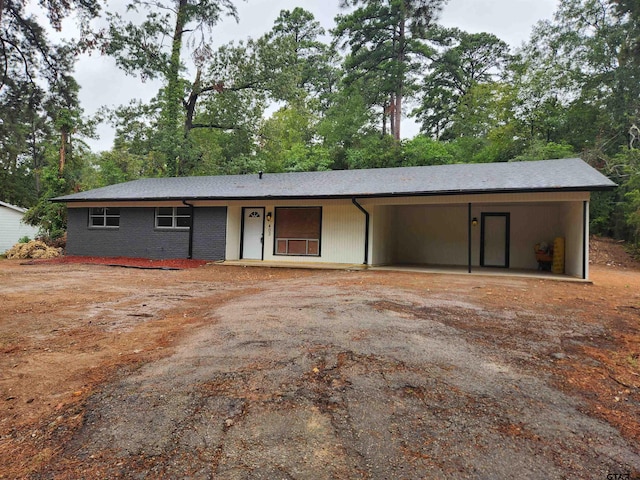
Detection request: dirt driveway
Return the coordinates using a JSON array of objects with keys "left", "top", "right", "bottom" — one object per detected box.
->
[{"left": 1, "top": 256, "right": 639, "bottom": 479}]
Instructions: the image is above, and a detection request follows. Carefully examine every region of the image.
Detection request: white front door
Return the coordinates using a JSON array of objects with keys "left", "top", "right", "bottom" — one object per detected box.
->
[{"left": 242, "top": 208, "right": 264, "bottom": 260}]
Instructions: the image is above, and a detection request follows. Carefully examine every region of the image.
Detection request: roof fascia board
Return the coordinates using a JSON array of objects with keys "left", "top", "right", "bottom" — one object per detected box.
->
[{"left": 0, "top": 201, "right": 27, "bottom": 213}]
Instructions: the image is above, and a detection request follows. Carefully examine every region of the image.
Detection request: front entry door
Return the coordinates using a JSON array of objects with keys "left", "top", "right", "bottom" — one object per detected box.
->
[
  {"left": 480, "top": 213, "right": 510, "bottom": 268},
  {"left": 242, "top": 208, "right": 265, "bottom": 260}
]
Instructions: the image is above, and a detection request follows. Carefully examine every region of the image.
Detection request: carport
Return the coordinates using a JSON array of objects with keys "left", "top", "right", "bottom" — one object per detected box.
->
[{"left": 366, "top": 191, "right": 590, "bottom": 279}]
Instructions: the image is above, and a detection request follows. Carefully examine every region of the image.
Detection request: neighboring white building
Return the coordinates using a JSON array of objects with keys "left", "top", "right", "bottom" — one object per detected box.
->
[{"left": 0, "top": 201, "right": 39, "bottom": 253}]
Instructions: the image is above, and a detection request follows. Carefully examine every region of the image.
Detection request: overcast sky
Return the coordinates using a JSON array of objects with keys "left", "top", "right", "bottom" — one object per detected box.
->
[{"left": 71, "top": 0, "right": 559, "bottom": 152}]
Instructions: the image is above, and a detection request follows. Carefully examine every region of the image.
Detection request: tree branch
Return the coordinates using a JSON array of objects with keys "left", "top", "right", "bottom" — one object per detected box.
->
[
  {"left": 199, "top": 78, "right": 266, "bottom": 95},
  {"left": 136, "top": 0, "right": 178, "bottom": 15},
  {"left": 13, "top": 11, "right": 58, "bottom": 78},
  {"left": 0, "top": 37, "right": 9, "bottom": 91},
  {"left": 0, "top": 36, "right": 36, "bottom": 87},
  {"left": 190, "top": 123, "right": 240, "bottom": 130}
]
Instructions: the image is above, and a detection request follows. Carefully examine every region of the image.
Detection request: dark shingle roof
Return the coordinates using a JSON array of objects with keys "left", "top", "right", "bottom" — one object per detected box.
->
[{"left": 52, "top": 158, "right": 615, "bottom": 203}]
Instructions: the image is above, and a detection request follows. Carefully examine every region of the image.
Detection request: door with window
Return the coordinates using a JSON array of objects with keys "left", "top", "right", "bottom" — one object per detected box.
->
[
  {"left": 242, "top": 208, "right": 264, "bottom": 260},
  {"left": 480, "top": 213, "right": 510, "bottom": 268}
]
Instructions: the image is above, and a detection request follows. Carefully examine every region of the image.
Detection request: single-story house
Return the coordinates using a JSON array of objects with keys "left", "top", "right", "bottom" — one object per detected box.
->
[
  {"left": 0, "top": 201, "right": 40, "bottom": 253},
  {"left": 52, "top": 158, "right": 616, "bottom": 279}
]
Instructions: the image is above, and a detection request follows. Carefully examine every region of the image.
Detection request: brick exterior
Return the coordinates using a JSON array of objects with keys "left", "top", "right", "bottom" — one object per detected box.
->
[
  {"left": 192, "top": 207, "right": 227, "bottom": 260},
  {"left": 66, "top": 207, "right": 227, "bottom": 260}
]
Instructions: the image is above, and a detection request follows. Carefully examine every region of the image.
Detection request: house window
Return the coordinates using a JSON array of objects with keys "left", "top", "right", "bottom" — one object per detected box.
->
[
  {"left": 274, "top": 207, "right": 321, "bottom": 256},
  {"left": 89, "top": 207, "right": 120, "bottom": 228},
  {"left": 155, "top": 207, "right": 191, "bottom": 229}
]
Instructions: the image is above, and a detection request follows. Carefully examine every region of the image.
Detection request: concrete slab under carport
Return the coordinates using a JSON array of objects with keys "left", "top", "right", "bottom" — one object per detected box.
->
[
  {"left": 372, "top": 264, "right": 590, "bottom": 283},
  {"left": 221, "top": 260, "right": 589, "bottom": 283}
]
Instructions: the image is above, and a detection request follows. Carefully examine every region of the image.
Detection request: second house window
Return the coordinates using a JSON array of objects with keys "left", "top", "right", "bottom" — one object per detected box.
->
[{"left": 155, "top": 207, "right": 191, "bottom": 229}]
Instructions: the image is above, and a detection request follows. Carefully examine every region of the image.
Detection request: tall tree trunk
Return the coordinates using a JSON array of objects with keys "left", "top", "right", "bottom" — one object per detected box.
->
[
  {"left": 32, "top": 144, "right": 41, "bottom": 195},
  {"left": 59, "top": 130, "right": 67, "bottom": 173},
  {"left": 184, "top": 68, "right": 202, "bottom": 136},
  {"left": 394, "top": 87, "right": 402, "bottom": 141},
  {"left": 394, "top": 14, "right": 405, "bottom": 141},
  {"left": 163, "top": 0, "right": 188, "bottom": 176},
  {"left": 389, "top": 94, "right": 395, "bottom": 137},
  {"left": 382, "top": 104, "right": 388, "bottom": 136},
  {"left": 30, "top": 116, "right": 42, "bottom": 194}
]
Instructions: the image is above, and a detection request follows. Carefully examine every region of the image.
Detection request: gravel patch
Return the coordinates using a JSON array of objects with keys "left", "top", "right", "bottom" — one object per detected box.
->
[{"left": 60, "top": 279, "right": 640, "bottom": 479}]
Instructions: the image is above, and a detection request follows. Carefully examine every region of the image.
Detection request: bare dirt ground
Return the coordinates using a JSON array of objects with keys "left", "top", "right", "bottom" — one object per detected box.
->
[{"left": 1, "top": 239, "right": 639, "bottom": 479}]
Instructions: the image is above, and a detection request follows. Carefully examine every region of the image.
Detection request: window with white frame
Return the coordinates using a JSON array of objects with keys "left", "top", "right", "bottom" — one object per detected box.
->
[
  {"left": 155, "top": 207, "right": 191, "bottom": 229},
  {"left": 89, "top": 207, "right": 120, "bottom": 228}
]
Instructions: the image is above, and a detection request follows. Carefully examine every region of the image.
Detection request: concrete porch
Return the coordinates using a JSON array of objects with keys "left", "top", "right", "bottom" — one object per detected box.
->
[{"left": 221, "top": 260, "right": 589, "bottom": 283}]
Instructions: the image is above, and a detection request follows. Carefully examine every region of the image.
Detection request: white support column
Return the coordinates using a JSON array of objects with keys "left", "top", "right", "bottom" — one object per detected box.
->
[{"left": 583, "top": 200, "right": 590, "bottom": 280}]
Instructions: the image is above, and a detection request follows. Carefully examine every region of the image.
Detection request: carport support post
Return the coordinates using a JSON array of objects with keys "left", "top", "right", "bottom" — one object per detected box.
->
[
  {"left": 583, "top": 200, "right": 588, "bottom": 280},
  {"left": 468, "top": 203, "right": 472, "bottom": 274}
]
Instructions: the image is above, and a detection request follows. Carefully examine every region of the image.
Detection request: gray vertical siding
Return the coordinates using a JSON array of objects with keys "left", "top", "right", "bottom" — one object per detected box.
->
[{"left": 67, "top": 207, "right": 227, "bottom": 260}]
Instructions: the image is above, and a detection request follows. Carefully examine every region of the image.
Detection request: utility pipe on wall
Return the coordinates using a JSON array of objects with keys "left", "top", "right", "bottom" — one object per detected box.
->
[
  {"left": 468, "top": 203, "right": 472, "bottom": 274},
  {"left": 182, "top": 200, "right": 194, "bottom": 259},
  {"left": 352, "top": 198, "right": 370, "bottom": 265}
]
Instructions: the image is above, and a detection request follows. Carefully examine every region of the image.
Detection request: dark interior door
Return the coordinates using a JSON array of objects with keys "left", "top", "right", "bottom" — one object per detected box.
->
[{"left": 480, "top": 213, "right": 510, "bottom": 268}]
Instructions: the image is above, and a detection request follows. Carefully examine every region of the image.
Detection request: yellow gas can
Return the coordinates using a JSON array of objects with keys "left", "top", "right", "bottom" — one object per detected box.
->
[{"left": 552, "top": 237, "right": 565, "bottom": 274}]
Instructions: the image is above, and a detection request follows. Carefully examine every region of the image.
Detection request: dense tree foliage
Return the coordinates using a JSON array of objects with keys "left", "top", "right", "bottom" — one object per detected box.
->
[
  {"left": 414, "top": 28, "right": 511, "bottom": 139},
  {"left": 334, "top": 0, "right": 446, "bottom": 139},
  {"left": 517, "top": 0, "right": 640, "bottom": 247},
  {"left": 104, "top": 0, "right": 239, "bottom": 176},
  {"left": 0, "top": 0, "right": 100, "bottom": 236},
  {"left": 1, "top": 0, "right": 640, "bottom": 252}
]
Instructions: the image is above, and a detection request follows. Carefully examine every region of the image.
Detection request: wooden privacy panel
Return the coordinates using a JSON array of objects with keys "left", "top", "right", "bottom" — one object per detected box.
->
[
  {"left": 275, "top": 207, "right": 321, "bottom": 256},
  {"left": 275, "top": 207, "right": 321, "bottom": 239}
]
